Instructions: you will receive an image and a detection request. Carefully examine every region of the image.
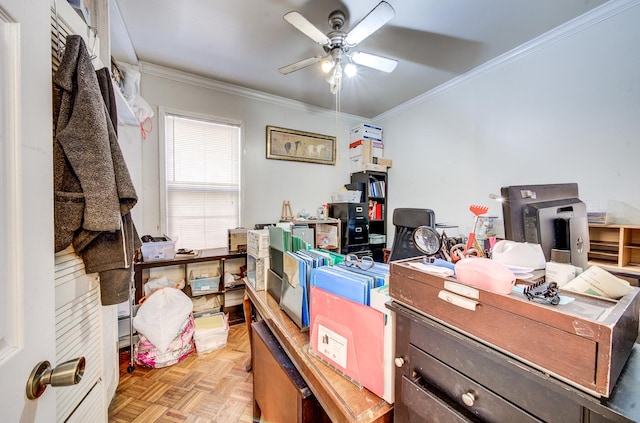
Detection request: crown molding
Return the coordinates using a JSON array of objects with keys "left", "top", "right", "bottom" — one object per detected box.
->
[
  {"left": 139, "top": 61, "right": 366, "bottom": 122},
  {"left": 374, "top": 0, "right": 640, "bottom": 122}
]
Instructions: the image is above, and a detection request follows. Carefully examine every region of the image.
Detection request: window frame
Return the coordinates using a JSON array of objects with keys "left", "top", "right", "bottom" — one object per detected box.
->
[{"left": 158, "top": 106, "right": 243, "bottom": 248}]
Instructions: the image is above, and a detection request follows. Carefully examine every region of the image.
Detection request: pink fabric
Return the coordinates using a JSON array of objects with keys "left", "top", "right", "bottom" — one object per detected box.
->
[{"left": 134, "top": 314, "right": 195, "bottom": 368}]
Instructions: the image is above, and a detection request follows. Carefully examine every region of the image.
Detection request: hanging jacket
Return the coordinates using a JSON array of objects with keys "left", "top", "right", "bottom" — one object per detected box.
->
[{"left": 53, "top": 34, "right": 141, "bottom": 305}]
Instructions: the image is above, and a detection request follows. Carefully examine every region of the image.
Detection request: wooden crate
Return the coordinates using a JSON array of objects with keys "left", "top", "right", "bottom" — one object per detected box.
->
[{"left": 389, "top": 258, "right": 640, "bottom": 397}]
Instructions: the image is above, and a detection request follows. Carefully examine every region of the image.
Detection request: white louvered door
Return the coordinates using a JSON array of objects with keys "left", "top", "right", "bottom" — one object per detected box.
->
[{"left": 54, "top": 249, "right": 108, "bottom": 422}]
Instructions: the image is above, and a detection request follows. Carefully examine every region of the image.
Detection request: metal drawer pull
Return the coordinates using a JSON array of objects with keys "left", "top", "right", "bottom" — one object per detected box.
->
[
  {"left": 438, "top": 290, "right": 479, "bottom": 311},
  {"left": 462, "top": 390, "right": 478, "bottom": 407},
  {"left": 355, "top": 206, "right": 363, "bottom": 212},
  {"left": 394, "top": 357, "right": 405, "bottom": 368}
]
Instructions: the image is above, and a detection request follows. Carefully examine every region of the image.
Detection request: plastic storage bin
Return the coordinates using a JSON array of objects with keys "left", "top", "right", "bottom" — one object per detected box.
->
[
  {"left": 193, "top": 312, "right": 229, "bottom": 354},
  {"left": 331, "top": 190, "right": 362, "bottom": 203},
  {"left": 141, "top": 240, "right": 176, "bottom": 261},
  {"left": 189, "top": 275, "right": 221, "bottom": 296}
]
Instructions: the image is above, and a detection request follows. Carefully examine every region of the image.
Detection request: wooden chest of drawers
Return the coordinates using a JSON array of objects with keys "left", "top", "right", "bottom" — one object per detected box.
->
[
  {"left": 389, "top": 259, "right": 640, "bottom": 397},
  {"left": 390, "top": 301, "right": 640, "bottom": 422}
]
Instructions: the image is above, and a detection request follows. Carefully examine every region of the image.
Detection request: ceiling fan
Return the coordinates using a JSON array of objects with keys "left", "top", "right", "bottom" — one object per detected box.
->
[{"left": 279, "top": 1, "right": 398, "bottom": 93}]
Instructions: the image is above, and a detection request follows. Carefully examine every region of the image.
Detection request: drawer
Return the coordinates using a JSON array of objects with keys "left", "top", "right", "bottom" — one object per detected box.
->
[
  {"left": 402, "top": 375, "right": 472, "bottom": 422},
  {"left": 346, "top": 224, "right": 368, "bottom": 245},
  {"left": 394, "top": 305, "right": 584, "bottom": 423},
  {"left": 329, "top": 202, "right": 368, "bottom": 220},
  {"left": 407, "top": 344, "right": 540, "bottom": 422}
]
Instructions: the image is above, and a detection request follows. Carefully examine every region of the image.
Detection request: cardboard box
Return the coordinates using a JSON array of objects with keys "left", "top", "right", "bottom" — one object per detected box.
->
[
  {"left": 350, "top": 123, "right": 383, "bottom": 142},
  {"left": 247, "top": 229, "right": 270, "bottom": 258},
  {"left": 228, "top": 228, "right": 247, "bottom": 252},
  {"left": 375, "top": 157, "right": 393, "bottom": 168},
  {"left": 389, "top": 258, "right": 640, "bottom": 397},
  {"left": 349, "top": 139, "right": 384, "bottom": 160},
  {"left": 349, "top": 156, "right": 387, "bottom": 173},
  {"left": 247, "top": 253, "right": 269, "bottom": 291}
]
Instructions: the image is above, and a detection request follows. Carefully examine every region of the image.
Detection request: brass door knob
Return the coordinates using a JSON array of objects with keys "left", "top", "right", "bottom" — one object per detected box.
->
[{"left": 26, "top": 357, "right": 86, "bottom": 400}]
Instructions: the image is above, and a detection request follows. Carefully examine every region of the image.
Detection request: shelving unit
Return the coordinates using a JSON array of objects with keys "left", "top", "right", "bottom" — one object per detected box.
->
[
  {"left": 350, "top": 170, "right": 388, "bottom": 262},
  {"left": 588, "top": 224, "right": 640, "bottom": 280},
  {"left": 133, "top": 248, "right": 247, "bottom": 323}
]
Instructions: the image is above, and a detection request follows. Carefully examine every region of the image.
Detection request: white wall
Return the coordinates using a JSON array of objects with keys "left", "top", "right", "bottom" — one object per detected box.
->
[
  {"left": 137, "top": 64, "right": 365, "bottom": 236},
  {"left": 375, "top": 1, "right": 640, "bottom": 240}
]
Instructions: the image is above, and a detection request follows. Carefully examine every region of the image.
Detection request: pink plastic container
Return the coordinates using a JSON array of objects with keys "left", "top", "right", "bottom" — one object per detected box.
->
[{"left": 454, "top": 258, "right": 515, "bottom": 295}]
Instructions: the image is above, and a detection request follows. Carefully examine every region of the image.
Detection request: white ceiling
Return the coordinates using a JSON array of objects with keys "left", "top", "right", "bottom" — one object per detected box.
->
[{"left": 110, "top": 0, "right": 609, "bottom": 119}]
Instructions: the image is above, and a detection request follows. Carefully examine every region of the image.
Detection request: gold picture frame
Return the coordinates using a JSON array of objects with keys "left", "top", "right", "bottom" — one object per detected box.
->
[{"left": 266, "top": 125, "right": 336, "bottom": 165}]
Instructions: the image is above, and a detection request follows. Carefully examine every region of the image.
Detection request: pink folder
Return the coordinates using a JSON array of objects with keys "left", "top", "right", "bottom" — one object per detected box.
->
[{"left": 309, "top": 286, "right": 385, "bottom": 397}]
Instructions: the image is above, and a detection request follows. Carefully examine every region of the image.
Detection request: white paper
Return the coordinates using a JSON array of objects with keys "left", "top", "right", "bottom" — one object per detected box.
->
[{"left": 563, "top": 266, "right": 632, "bottom": 299}]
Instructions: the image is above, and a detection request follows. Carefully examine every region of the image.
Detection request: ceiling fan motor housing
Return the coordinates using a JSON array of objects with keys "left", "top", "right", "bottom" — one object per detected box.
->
[{"left": 328, "top": 10, "right": 346, "bottom": 30}]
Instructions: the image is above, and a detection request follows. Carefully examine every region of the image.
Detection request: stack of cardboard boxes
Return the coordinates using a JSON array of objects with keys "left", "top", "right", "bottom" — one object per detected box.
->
[{"left": 349, "top": 124, "right": 393, "bottom": 173}]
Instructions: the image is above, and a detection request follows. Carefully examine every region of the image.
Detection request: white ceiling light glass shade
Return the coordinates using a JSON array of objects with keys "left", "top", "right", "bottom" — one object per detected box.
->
[
  {"left": 344, "top": 63, "right": 357, "bottom": 77},
  {"left": 321, "top": 59, "right": 335, "bottom": 73},
  {"left": 351, "top": 51, "right": 397, "bottom": 73}
]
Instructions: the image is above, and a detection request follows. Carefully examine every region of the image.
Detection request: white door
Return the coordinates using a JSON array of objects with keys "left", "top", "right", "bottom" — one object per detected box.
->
[{"left": 0, "top": 0, "right": 57, "bottom": 421}]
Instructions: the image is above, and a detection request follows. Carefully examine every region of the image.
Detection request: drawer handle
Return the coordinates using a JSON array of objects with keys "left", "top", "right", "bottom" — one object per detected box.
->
[
  {"left": 355, "top": 206, "right": 363, "bottom": 212},
  {"left": 394, "top": 357, "right": 405, "bottom": 368},
  {"left": 461, "top": 390, "right": 478, "bottom": 407},
  {"left": 438, "top": 290, "right": 479, "bottom": 311}
]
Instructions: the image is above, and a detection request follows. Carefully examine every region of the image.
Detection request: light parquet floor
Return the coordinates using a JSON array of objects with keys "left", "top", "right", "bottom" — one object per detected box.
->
[{"left": 108, "top": 324, "right": 254, "bottom": 423}]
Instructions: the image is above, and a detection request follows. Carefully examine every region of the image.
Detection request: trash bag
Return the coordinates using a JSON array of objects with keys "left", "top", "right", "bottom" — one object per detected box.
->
[
  {"left": 133, "top": 287, "right": 193, "bottom": 353},
  {"left": 134, "top": 314, "right": 194, "bottom": 368}
]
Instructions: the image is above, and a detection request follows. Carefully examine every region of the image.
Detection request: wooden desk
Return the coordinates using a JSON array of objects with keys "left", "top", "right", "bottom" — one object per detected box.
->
[{"left": 244, "top": 283, "right": 393, "bottom": 423}]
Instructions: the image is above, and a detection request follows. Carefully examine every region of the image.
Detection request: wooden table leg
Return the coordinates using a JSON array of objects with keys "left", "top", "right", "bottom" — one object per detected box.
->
[{"left": 243, "top": 291, "right": 253, "bottom": 372}]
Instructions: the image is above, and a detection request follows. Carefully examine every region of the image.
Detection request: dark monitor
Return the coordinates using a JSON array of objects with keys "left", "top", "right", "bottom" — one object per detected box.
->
[{"left": 500, "top": 183, "right": 589, "bottom": 269}]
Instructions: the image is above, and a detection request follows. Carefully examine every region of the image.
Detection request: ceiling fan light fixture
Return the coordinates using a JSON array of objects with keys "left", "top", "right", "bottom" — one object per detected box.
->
[
  {"left": 321, "top": 59, "right": 335, "bottom": 73},
  {"left": 344, "top": 63, "right": 357, "bottom": 77}
]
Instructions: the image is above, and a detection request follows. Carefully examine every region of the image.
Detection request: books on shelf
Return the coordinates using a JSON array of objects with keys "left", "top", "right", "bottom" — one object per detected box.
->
[
  {"left": 368, "top": 178, "right": 386, "bottom": 198},
  {"left": 368, "top": 200, "right": 384, "bottom": 220}
]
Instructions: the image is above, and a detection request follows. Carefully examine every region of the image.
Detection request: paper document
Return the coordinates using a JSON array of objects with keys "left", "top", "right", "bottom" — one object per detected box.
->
[{"left": 563, "top": 266, "right": 632, "bottom": 299}]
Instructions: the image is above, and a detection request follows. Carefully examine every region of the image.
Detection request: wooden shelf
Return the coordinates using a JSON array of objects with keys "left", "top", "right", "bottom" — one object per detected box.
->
[{"left": 588, "top": 224, "right": 640, "bottom": 279}]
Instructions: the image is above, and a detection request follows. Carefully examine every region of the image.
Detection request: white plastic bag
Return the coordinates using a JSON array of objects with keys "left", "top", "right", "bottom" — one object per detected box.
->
[
  {"left": 133, "top": 287, "right": 193, "bottom": 353},
  {"left": 143, "top": 276, "right": 185, "bottom": 297}
]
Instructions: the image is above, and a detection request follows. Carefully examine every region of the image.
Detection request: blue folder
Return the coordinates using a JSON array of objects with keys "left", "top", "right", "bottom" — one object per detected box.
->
[
  {"left": 310, "top": 266, "right": 374, "bottom": 305},
  {"left": 280, "top": 251, "right": 309, "bottom": 330},
  {"left": 336, "top": 262, "right": 390, "bottom": 289}
]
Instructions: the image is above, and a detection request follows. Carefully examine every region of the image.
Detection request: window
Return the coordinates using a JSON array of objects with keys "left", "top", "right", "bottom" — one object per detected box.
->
[{"left": 162, "top": 111, "right": 241, "bottom": 250}]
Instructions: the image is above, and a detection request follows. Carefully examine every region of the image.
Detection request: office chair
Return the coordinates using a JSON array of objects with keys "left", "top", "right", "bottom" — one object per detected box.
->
[{"left": 388, "top": 208, "right": 436, "bottom": 262}]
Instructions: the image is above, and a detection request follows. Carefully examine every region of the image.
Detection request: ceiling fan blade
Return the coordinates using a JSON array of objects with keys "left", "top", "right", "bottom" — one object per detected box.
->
[
  {"left": 278, "top": 56, "right": 323, "bottom": 75},
  {"left": 351, "top": 51, "right": 398, "bottom": 73},
  {"left": 346, "top": 1, "right": 395, "bottom": 46},
  {"left": 284, "top": 12, "right": 330, "bottom": 45}
]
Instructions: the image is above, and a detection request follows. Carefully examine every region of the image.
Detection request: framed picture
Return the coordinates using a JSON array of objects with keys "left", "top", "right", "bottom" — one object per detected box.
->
[{"left": 266, "top": 125, "right": 336, "bottom": 165}]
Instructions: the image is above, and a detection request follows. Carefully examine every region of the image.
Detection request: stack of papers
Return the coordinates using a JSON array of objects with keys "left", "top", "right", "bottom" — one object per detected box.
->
[{"left": 563, "top": 266, "right": 633, "bottom": 299}]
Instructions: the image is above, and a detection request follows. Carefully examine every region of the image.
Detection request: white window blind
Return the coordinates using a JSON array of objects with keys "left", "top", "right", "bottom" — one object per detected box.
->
[{"left": 164, "top": 113, "right": 240, "bottom": 250}]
